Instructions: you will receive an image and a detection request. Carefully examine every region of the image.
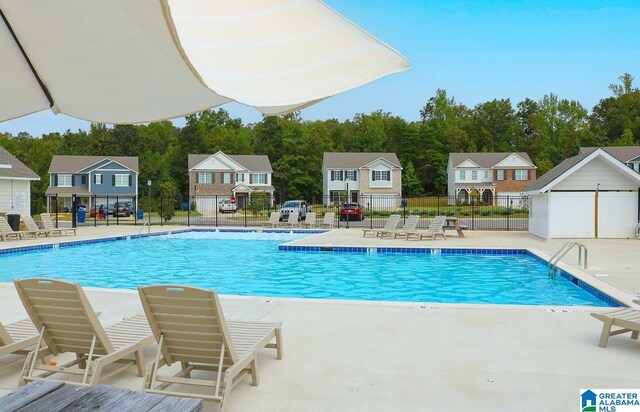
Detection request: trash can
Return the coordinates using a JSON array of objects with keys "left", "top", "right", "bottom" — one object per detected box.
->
[
  {"left": 182, "top": 202, "right": 189, "bottom": 211},
  {"left": 6, "top": 214, "right": 20, "bottom": 231},
  {"left": 77, "top": 210, "right": 86, "bottom": 223},
  {"left": 137, "top": 209, "right": 144, "bottom": 220}
]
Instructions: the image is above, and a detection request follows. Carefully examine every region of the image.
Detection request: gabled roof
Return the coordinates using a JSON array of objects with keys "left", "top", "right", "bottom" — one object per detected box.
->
[
  {"left": 188, "top": 153, "right": 272, "bottom": 172},
  {"left": 524, "top": 148, "right": 640, "bottom": 193},
  {"left": 580, "top": 146, "right": 640, "bottom": 163},
  {"left": 49, "top": 156, "right": 138, "bottom": 173},
  {"left": 449, "top": 152, "right": 534, "bottom": 168},
  {"left": 0, "top": 146, "right": 40, "bottom": 180},
  {"left": 323, "top": 152, "right": 401, "bottom": 169}
]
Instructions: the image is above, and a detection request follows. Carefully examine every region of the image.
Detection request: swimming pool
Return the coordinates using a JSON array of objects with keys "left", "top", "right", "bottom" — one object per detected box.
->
[{"left": 0, "top": 231, "right": 615, "bottom": 306}]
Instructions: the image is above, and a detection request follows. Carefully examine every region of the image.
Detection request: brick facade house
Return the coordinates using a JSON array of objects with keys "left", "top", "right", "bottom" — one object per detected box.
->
[
  {"left": 447, "top": 152, "right": 537, "bottom": 206},
  {"left": 188, "top": 152, "right": 274, "bottom": 212}
]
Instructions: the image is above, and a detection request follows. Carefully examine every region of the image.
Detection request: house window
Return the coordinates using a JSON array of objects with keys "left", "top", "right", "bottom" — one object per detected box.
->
[
  {"left": 496, "top": 170, "right": 505, "bottom": 180},
  {"left": 81, "top": 175, "right": 87, "bottom": 185},
  {"left": 484, "top": 170, "right": 489, "bottom": 179},
  {"left": 514, "top": 170, "right": 529, "bottom": 180},
  {"left": 471, "top": 170, "right": 477, "bottom": 180},
  {"left": 114, "top": 174, "right": 130, "bottom": 187},
  {"left": 372, "top": 170, "right": 391, "bottom": 181},
  {"left": 237, "top": 173, "right": 244, "bottom": 182},
  {"left": 251, "top": 173, "right": 267, "bottom": 184},
  {"left": 331, "top": 170, "right": 343, "bottom": 181},
  {"left": 459, "top": 170, "right": 466, "bottom": 181},
  {"left": 197, "top": 172, "right": 212, "bottom": 184},
  {"left": 222, "top": 172, "right": 232, "bottom": 184},
  {"left": 94, "top": 174, "right": 102, "bottom": 184},
  {"left": 58, "top": 174, "right": 72, "bottom": 187},
  {"left": 345, "top": 170, "right": 357, "bottom": 181}
]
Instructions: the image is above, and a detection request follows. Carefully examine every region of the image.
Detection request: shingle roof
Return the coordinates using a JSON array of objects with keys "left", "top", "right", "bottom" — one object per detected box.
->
[
  {"left": 188, "top": 153, "right": 273, "bottom": 172},
  {"left": 49, "top": 156, "right": 138, "bottom": 173},
  {"left": 0, "top": 146, "right": 40, "bottom": 180},
  {"left": 449, "top": 152, "right": 534, "bottom": 168},
  {"left": 523, "top": 153, "right": 589, "bottom": 192},
  {"left": 322, "top": 152, "right": 401, "bottom": 169},
  {"left": 580, "top": 146, "right": 640, "bottom": 162}
]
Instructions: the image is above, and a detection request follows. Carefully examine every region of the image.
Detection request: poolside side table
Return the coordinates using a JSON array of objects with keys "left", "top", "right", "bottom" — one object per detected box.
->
[
  {"left": 0, "top": 381, "right": 203, "bottom": 412},
  {"left": 445, "top": 217, "right": 465, "bottom": 238}
]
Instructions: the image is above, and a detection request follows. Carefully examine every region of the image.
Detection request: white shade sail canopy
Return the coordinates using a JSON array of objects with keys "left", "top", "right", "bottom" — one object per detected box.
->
[{"left": 0, "top": 0, "right": 410, "bottom": 124}]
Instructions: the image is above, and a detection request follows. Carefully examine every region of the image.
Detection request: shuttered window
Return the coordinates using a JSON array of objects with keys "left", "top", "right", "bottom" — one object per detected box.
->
[{"left": 114, "top": 174, "right": 130, "bottom": 187}]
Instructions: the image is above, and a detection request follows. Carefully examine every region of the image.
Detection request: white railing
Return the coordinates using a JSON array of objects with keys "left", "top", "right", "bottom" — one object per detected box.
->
[{"left": 548, "top": 242, "right": 588, "bottom": 279}]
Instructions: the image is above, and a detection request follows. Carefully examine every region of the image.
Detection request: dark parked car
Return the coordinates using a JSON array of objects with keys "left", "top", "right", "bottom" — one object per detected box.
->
[
  {"left": 339, "top": 203, "right": 364, "bottom": 221},
  {"left": 112, "top": 202, "right": 131, "bottom": 217}
]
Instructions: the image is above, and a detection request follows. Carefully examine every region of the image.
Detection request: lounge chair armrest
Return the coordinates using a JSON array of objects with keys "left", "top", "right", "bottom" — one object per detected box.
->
[
  {"left": 225, "top": 352, "right": 256, "bottom": 379},
  {"left": 633, "top": 299, "right": 640, "bottom": 306}
]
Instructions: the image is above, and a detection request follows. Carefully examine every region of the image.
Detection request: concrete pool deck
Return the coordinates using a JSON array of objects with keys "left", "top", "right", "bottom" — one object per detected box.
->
[{"left": 0, "top": 226, "right": 639, "bottom": 411}]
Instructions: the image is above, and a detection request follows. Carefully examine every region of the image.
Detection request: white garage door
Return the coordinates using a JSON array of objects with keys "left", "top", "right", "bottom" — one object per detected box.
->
[
  {"left": 549, "top": 192, "right": 595, "bottom": 238},
  {"left": 598, "top": 192, "right": 638, "bottom": 238}
]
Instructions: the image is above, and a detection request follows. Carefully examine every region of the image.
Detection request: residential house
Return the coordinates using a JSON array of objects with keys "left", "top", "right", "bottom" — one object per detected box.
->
[
  {"left": 188, "top": 152, "right": 274, "bottom": 212},
  {"left": 322, "top": 152, "right": 402, "bottom": 207},
  {"left": 447, "top": 152, "right": 537, "bottom": 206},
  {"left": 0, "top": 146, "right": 40, "bottom": 215},
  {"left": 579, "top": 146, "right": 640, "bottom": 173},
  {"left": 524, "top": 147, "right": 640, "bottom": 239},
  {"left": 46, "top": 155, "right": 139, "bottom": 211}
]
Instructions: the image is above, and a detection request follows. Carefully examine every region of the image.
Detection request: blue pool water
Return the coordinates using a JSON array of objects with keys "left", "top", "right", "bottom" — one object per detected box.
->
[{"left": 0, "top": 231, "right": 612, "bottom": 306}]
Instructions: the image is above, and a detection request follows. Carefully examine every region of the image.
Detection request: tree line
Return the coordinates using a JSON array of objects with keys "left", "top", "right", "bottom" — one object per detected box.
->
[{"left": 1, "top": 73, "right": 639, "bottom": 212}]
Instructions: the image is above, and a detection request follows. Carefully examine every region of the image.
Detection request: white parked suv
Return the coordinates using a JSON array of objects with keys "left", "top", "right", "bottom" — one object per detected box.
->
[
  {"left": 279, "top": 200, "right": 311, "bottom": 221},
  {"left": 218, "top": 199, "right": 237, "bottom": 213}
]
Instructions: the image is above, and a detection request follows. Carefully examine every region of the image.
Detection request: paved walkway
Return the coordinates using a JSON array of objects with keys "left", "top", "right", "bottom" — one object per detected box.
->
[{"left": 0, "top": 226, "right": 639, "bottom": 411}]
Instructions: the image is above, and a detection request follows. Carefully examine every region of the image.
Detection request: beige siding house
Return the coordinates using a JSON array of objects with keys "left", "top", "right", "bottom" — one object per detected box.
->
[
  {"left": 188, "top": 151, "right": 274, "bottom": 212},
  {"left": 322, "top": 152, "right": 402, "bottom": 207},
  {"left": 0, "top": 146, "right": 40, "bottom": 215}
]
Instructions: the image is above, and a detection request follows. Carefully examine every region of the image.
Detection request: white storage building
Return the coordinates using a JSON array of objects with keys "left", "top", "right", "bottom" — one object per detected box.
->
[
  {"left": 524, "top": 147, "right": 640, "bottom": 239},
  {"left": 0, "top": 146, "right": 40, "bottom": 216}
]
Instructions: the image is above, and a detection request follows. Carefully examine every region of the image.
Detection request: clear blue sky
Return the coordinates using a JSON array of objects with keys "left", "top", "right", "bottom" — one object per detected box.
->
[{"left": 2, "top": 0, "right": 639, "bottom": 136}]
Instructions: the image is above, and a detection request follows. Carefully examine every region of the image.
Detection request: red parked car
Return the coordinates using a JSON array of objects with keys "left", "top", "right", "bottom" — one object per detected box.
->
[{"left": 339, "top": 203, "right": 364, "bottom": 221}]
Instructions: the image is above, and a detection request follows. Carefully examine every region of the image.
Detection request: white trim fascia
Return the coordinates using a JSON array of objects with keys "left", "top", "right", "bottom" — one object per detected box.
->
[
  {"left": 77, "top": 158, "right": 137, "bottom": 174},
  {"left": 189, "top": 152, "right": 247, "bottom": 172},
  {"left": 453, "top": 159, "right": 481, "bottom": 168},
  {"left": 0, "top": 176, "right": 40, "bottom": 181},
  {"left": 528, "top": 148, "right": 640, "bottom": 194},
  {"left": 490, "top": 152, "right": 537, "bottom": 169},
  {"left": 360, "top": 157, "right": 402, "bottom": 169}
]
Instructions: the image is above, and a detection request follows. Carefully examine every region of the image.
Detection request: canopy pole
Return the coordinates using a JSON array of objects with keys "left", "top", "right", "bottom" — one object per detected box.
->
[{"left": 0, "top": 6, "right": 55, "bottom": 109}]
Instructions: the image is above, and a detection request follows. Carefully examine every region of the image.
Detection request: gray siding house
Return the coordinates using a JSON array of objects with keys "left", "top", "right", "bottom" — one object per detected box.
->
[{"left": 46, "top": 156, "right": 139, "bottom": 211}]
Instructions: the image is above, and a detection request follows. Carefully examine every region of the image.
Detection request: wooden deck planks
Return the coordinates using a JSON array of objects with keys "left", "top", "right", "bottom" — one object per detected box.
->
[{"left": 0, "top": 383, "right": 202, "bottom": 412}]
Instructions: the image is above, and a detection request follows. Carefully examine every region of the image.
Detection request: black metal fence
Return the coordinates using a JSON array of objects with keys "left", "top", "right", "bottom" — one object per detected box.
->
[{"left": 46, "top": 194, "right": 529, "bottom": 231}]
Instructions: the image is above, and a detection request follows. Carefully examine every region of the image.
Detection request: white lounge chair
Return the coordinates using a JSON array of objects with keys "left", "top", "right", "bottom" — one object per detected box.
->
[
  {"left": 419, "top": 216, "right": 447, "bottom": 240},
  {"left": 319, "top": 212, "right": 335, "bottom": 229},
  {"left": 0, "top": 216, "right": 37, "bottom": 240},
  {"left": 15, "top": 278, "right": 154, "bottom": 387},
  {"left": 283, "top": 211, "right": 300, "bottom": 228},
  {"left": 21, "top": 215, "right": 51, "bottom": 237},
  {"left": 302, "top": 212, "right": 317, "bottom": 228},
  {"left": 40, "top": 213, "right": 76, "bottom": 236},
  {"left": 391, "top": 215, "right": 421, "bottom": 240},
  {"left": 138, "top": 285, "right": 283, "bottom": 411},
  {"left": 0, "top": 318, "right": 46, "bottom": 370},
  {"left": 363, "top": 214, "right": 401, "bottom": 237},
  {"left": 264, "top": 212, "right": 280, "bottom": 228},
  {"left": 591, "top": 300, "right": 640, "bottom": 348}
]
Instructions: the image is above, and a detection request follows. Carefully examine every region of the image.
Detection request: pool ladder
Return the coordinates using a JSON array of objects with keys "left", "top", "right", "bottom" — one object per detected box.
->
[
  {"left": 548, "top": 242, "right": 588, "bottom": 279},
  {"left": 138, "top": 220, "right": 151, "bottom": 236}
]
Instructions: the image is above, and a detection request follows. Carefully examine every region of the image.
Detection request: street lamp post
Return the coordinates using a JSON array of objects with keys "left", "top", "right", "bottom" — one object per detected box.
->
[
  {"left": 147, "top": 180, "right": 152, "bottom": 234},
  {"left": 345, "top": 177, "right": 351, "bottom": 229}
]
